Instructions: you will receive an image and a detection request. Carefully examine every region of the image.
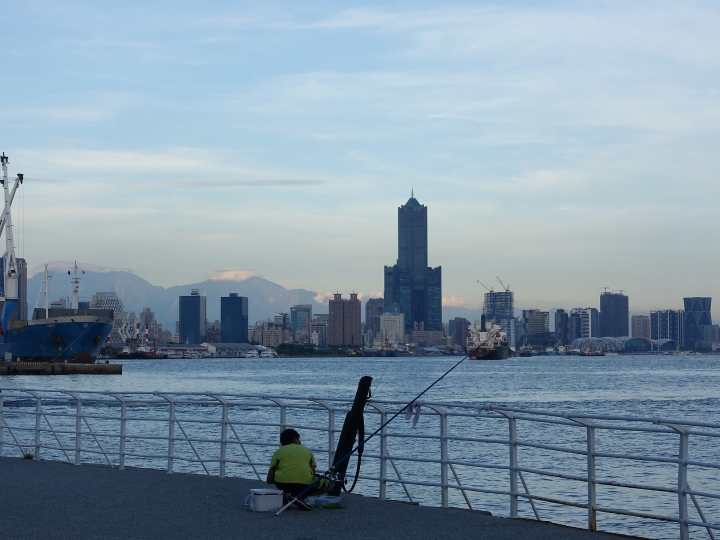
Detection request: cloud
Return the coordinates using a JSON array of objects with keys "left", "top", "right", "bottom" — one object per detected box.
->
[
  {"left": 209, "top": 269, "right": 260, "bottom": 282},
  {"left": 442, "top": 295, "right": 469, "bottom": 307},
  {"left": 173, "top": 179, "right": 327, "bottom": 188},
  {"left": 313, "top": 292, "right": 334, "bottom": 304}
]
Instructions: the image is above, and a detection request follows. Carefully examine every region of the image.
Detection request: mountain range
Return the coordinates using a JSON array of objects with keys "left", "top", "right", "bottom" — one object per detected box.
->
[{"left": 26, "top": 262, "right": 483, "bottom": 330}]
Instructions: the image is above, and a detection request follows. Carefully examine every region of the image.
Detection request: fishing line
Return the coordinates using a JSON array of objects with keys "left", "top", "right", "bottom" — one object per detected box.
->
[{"left": 275, "top": 320, "right": 512, "bottom": 515}]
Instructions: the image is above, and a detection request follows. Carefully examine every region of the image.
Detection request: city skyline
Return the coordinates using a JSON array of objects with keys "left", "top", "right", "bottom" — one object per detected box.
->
[{"left": 3, "top": 2, "right": 719, "bottom": 316}]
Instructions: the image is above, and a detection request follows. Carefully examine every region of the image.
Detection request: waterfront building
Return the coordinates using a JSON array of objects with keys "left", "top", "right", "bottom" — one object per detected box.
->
[
  {"left": 631, "top": 315, "right": 651, "bottom": 339},
  {"left": 704, "top": 325, "right": 720, "bottom": 345},
  {"left": 380, "top": 312, "right": 405, "bottom": 345},
  {"left": 365, "top": 298, "right": 384, "bottom": 341},
  {"left": 448, "top": 317, "right": 470, "bottom": 349},
  {"left": 569, "top": 307, "right": 599, "bottom": 339},
  {"left": 411, "top": 323, "right": 445, "bottom": 347},
  {"left": 600, "top": 292, "right": 629, "bottom": 338},
  {"left": 310, "top": 318, "right": 328, "bottom": 349},
  {"left": 290, "top": 305, "right": 313, "bottom": 340},
  {"left": 555, "top": 309, "right": 570, "bottom": 345},
  {"left": 522, "top": 309, "right": 551, "bottom": 349},
  {"left": 683, "top": 297, "right": 712, "bottom": 350},
  {"left": 274, "top": 313, "right": 290, "bottom": 328},
  {"left": 328, "top": 293, "right": 362, "bottom": 347},
  {"left": 139, "top": 307, "right": 164, "bottom": 343},
  {"left": 221, "top": 293, "right": 249, "bottom": 343},
  {"left": 89, "top": 292, "right": 138, "bottom": 344},
  {"left": 179, "top": 289, "right": 206, "bottom": 344},
  {"left": 384, "top": 194, "right": 442, "bottom": 335},
  {"left": 649, "top": 310, "right": 684, "bottom": 342}
]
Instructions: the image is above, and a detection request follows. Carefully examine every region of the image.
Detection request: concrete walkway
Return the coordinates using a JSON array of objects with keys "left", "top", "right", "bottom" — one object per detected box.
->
[{"left": 0, "top": 457, "right": 637, "bottom": 540}]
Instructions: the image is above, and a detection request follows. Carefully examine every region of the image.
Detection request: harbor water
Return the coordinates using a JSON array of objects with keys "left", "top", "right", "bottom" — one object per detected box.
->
[{"left": 2, "top": 354, "right": 719, "bottom": 539}]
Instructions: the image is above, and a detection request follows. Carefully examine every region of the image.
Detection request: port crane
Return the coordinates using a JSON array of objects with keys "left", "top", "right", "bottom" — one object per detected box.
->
[
  {"left": 497, "top": 277, "right": 510, "bottom": 292},
  {"left": 477, "top": 280, "right": 494, "bottom": 293}
]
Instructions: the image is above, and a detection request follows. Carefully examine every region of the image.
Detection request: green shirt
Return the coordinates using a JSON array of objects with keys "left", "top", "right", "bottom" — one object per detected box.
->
[{"left": 270, "top": 444, "right": 317, "bottom": 485}]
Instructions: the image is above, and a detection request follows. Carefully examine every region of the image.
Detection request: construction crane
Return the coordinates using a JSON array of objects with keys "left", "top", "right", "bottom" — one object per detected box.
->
[
  {"left": 497, "top": 277, "right": 510, "bottom": 292},
  {"left": 599, "top": 287, "right": 610, "bottom": 293},
  {"left": 477, "top": 280, "right": 494, "bottom": 293}
]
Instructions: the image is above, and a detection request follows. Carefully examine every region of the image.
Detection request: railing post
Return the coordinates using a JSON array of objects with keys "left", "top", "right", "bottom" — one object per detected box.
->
[
  {"left": 380, "top": 409, "right": 388, "bottom": 500},
  {"left": 440, "top": 410, "right": 449, "bottom": 508},
  {"left": 509, "top": 414, "right": 518, "bottom": 517},
  {"left": 0, "top": 390, "right": 4, "bottom": 456},
  {"left": 167, "top": 398, "right": 175, "bottom": 473},
  {"left": 34, "top": 394, "right": 42, "bottom": 460},
  {"left": 678, "top": 430, "right": 689, "bottom": 540},
  {"left": 75, "top": 397, "right": 82, "bottom": 465},
  {"left": 220, "top": 402, "right": 228, "bottom": 478},
  {"left": 587, "top": 424, "right": 596, "bottom": 531},
  {"left": 119, "top": 399, "right": 126, "bottom": 470},
  {"left": 327, "top": 408, "right": 335, "bottom": 470}
]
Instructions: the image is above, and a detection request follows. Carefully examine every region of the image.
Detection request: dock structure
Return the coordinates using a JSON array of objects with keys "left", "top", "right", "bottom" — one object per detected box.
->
[
  {"left": 0, "top": 457, "right": 632, "bottom": 540},
  {"left": 0, "top": 363, "right": 121, "bottom": 375}
]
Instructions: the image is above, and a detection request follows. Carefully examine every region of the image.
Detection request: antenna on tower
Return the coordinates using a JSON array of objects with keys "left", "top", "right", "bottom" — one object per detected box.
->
[{"left": 411, "top": 187, "right": 414, "bottom": 198}]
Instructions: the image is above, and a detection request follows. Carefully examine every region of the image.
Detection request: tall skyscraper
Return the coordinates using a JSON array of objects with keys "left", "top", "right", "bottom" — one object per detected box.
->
[
  {"left": 631, "top": 315, "right": 650, "bottom": 339},
  {"left": 328, "top": 293, "right": 362, "bottom": 347},
  {"left": 365, "top": 298, "right": 384, "bottom": 340},
  {"left": 290, "top": 305, "right": 313, "bottom": 338},
  {"left": 384, "top": 194, "right": 442, "bottom": 335},
  {"left": 599, "top": 292, "right": 629, "bottom": 337},
  {"left": 570, "top": 308, "right": 598, "bottom": 339},
  {"left": 555, "top": 309, "right": 569, "bottom": 345},
  {"left": 650, "top": 310, "right": 684, "bottom": 342},
  {"left": 221, "top": 293, "right": 249, "bottom": 343},
  {"left": 179, "top": 289, "right": 206, "bottom": 344},
  {"left": 683, "top": 297, "right": 712, "bottom": 350},
  {"left": 483, "top": 289, "right": 515, "bottom": 345}
]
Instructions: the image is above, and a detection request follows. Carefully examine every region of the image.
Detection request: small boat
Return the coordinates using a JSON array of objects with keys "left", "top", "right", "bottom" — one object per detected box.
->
[
  {"left": 518, "top": 345, "right": 533, "bottom": 358},
  {"left": 245, "top": 349, "right": 259, "bottom": 358}
]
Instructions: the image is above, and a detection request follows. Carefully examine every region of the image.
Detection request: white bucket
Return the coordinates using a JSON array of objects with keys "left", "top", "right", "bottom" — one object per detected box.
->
[{"left": 245, "top": 489, "right": 284, "bottom": 512}]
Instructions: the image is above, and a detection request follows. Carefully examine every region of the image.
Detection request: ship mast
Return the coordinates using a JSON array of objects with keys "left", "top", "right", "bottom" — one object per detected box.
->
[{"left": 70, "top": 261, "right": 81, "bottom": 310}]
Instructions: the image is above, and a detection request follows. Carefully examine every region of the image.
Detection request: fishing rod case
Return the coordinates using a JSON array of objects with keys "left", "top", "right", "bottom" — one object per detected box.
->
[{"left": 330, "top": 376, "right": 372, "bottom": 496}]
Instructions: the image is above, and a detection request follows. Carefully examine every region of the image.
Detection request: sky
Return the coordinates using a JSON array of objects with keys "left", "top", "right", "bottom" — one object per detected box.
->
[{"left": 2, "top": 1, "right": 719, "bottom": 316}]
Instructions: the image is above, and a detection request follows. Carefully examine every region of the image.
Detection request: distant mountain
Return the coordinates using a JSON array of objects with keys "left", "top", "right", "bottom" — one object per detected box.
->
[
  {"left": 26, "top": 263, "right": 327, "bottom": 329},
  {"left": 26, "top": 262, "right": 484, "bottom": 329}
]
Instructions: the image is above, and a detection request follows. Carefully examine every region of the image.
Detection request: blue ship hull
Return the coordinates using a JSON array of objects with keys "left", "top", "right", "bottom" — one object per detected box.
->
[{"left": 1, "top": 313, "right": 113, "bottom": 363}]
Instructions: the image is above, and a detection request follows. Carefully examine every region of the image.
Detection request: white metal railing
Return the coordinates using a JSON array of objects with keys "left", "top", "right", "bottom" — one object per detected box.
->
[{"left": 1, "top": 387, "right": 719, "bottom": 540}]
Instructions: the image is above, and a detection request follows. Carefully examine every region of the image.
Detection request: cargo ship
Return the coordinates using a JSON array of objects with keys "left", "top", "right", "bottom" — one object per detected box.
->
[
  {"left": 467, "top": 316, "right": 514, "bottom": 360},
  {"left": 0, "top": 154, "right": 113, "bottom": 363}
]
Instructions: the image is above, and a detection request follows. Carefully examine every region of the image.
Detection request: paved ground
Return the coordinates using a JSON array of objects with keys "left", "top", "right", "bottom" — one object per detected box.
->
[{"left": 0, "top": 457, "right": 638, "bottom": 540}]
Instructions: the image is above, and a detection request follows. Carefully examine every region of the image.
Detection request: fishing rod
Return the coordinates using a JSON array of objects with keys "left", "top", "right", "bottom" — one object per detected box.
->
[{"left": 275, "top": 320, "right": 513, "bottom": 515}]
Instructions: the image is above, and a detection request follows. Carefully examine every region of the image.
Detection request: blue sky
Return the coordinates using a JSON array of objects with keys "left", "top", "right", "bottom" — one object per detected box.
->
[{"left": 2, "top": 1, "right": 719, "bottom": 315}]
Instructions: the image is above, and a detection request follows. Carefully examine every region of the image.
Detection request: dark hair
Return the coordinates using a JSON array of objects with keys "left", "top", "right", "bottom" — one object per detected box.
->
[{"left": 280, "top": 428, "right": 300, "bottom": 446}]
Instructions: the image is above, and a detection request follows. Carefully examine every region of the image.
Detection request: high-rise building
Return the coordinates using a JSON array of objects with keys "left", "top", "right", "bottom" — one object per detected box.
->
[
  {"left": 328, "top": 293, "right": 362, "bottom": 347},
  {"left": 483, "top": 290, "right": 514, "bottom": 320},
  {"left": 290, "top": 305, "right": 313, "bottom": 339},
  {"left": 599, "top": 292, "right": 629, "bottom": 337},
  {"left": 555, "top": 309, "right": 570, "bottom": 345},
  {"left": 384, "top": 194, "right": 442, "bottom": 335},
  {"left": 683, "top": 297, "right": 712, "bottom": 350},
  {"left": 650, "top": 309, "right": 684, "bottom": 342},
  {"left": 631, "top": 315, "right": 650, "bottom": 339},
  {"left": 449, "top": 317, "right": 470, "bottom": 349},
  {"left": 365, "top": 298, "right": 384, "bottom": 340},
  {"left": 221, "top": 293, "right": 248, "bottom": 343},
  {"left": 179, "top": 289, "right": 206, "bottom": 344},
  {"left": 380, "top": 312, "right": 405, "bottom": 344}
]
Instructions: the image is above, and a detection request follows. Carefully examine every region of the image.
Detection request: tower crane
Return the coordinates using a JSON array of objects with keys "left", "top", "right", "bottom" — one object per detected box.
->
[
  {"left": 497, "top": 277, "right": 510, "bottom": 292},
  {"left": 477, "top": 280, "right": 493, "bottom": 293}
]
